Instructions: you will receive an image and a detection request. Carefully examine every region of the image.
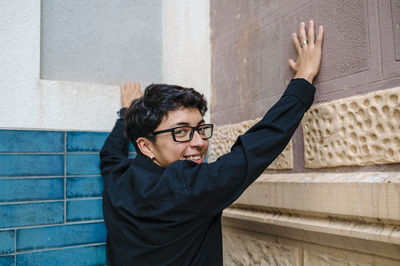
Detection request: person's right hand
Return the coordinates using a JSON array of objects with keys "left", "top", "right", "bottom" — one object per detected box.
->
[
  {"left": 120, "top": 82, "right": 143, "bottom": 108},
  {"left": 288, "top": 20, "right": 324, "bottom": 84}
]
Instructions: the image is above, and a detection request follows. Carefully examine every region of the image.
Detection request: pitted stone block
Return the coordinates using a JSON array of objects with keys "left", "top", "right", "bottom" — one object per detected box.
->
[
  {"left": 303, "top": 86, "right": 400, "bottom": 168},
  {"left": 223, "top": 227, "right": 300, "bottom": 266},
  {"left": 209, "top": 118, "right": 293, "bottom": 169}
]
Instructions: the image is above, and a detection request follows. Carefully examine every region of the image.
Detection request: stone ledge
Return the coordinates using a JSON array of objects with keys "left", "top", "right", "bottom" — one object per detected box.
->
[
  {"left": 223, "top": 206, "right": 400, "bottom": 246},
  {"left": 233, "top": 172, "right": 400, "bottom": 222},
  {"left": 209, "top": 118, "right": 293, "bottom": 169}
]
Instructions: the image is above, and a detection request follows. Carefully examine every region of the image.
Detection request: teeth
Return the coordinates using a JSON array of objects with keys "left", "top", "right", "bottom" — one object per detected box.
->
[{"left": 186, "top": 155, "right": 201, "bottom": 160}]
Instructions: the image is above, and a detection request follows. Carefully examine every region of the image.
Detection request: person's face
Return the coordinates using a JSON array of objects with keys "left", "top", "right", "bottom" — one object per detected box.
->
[{"left": 149, "top": 107, "right": 209, "bottom": 168}]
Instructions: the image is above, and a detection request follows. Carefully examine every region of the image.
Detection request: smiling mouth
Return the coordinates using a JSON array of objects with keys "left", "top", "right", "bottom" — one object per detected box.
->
[{"left": 184, "top": 155, "right": 202, "bottom": 161}]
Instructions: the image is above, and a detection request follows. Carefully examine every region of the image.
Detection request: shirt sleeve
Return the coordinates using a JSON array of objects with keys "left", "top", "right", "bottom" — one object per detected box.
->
[
  {"left": 100, "top": 108, "right": 130, "bottom": 177},
  {"left": 173, "top": 78, "right": 315, "bottom": 216}
]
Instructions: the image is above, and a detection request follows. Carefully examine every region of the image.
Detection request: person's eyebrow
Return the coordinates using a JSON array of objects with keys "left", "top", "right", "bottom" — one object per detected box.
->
[{"left": 171, "top": 119, "right": 205, "bottom": 127}]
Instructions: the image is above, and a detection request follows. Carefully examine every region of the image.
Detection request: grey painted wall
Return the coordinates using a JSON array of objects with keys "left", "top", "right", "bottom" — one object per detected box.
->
[{"left": 41, "top": 0, "right": 162, "bottom": 85}]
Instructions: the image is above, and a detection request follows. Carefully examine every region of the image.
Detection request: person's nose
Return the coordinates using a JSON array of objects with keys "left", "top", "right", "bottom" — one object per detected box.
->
[{"left": 190, "top": 130, "right": 205, "bottom": 147}]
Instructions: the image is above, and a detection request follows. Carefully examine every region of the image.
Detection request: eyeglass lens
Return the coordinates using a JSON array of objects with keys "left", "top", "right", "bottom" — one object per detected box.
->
[{"left": 173, "top": 125, "right": 212, "bottom": 141}]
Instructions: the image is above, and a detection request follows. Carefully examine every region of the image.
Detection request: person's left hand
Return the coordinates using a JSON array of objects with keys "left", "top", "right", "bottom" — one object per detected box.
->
[
  {"left": 289, "top": 20, "right": 324, "bottom": 84},
  {"left": 120, "top": 82, "right": 143, "bottom": 108}
]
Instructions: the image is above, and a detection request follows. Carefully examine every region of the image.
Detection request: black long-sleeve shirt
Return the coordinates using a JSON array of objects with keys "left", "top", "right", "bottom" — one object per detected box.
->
[{"left": 100, "top": 78, "right": 315, "bottom": 265}]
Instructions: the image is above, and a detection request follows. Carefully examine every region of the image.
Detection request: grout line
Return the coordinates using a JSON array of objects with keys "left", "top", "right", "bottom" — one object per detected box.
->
[
  {"left": 0, "top": 254, "right": 14, "bottom": 257},
  {"left": 0, "top": 199, "right": 64, "bottom": 206},
  {"left": 0, "top": 175, "right": 101, "bottom": 180},
  {"left": 66, "top": 175, "right": 102, "bottom": 178},
  {"left": 65, "top": 174, "right": 101, "bottom": 178},
  {"left": 0, "top": 152, "right": 64, "bottom": 155},
  {"left": 0, "top": 197, "right": 102, "bottom": 205},
  {"left": 0, "top": 152, "right": 102, "bottom": 155},
  {"left": 15, "top": 242, "right": 106, "bottom": 255},
  {"left": 0, "top": 127, "right": 110, "bottom": 133},
  {"left": 64, "top": 132, "right": 67, "bottom": 224},
  {"left": 65, "top": 197, "right": 103, "bottom": 201},
  {"left": 65, "top": 152, "right": 103, "bottom": 154},
  {"left": 0, "top": 176, "right": 64, "bottom": 180},
  {"left": 14, "top": 229, "right": 16, "bottom": 266},
  {"left": 0, "top": 220, "right": 105, "bottom": 231}
]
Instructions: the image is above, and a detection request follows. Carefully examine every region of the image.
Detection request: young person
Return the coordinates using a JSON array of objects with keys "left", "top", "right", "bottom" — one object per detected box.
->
[{"left": 100, "top": 20, "right": 324, "bottom": 265}]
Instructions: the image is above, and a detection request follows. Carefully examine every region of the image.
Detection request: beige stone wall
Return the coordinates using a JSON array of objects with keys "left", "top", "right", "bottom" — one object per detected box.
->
[
  {"left": 209, "top": 118, "right": 293, "bottom": 170},
  {"left": 222, "top": 173, "right": 400, "bottom": 265},
  {"left": 211, "top": 87, "right": 400, "bottom": 265},
  {"left": 209, "top": 1, "right": 400, "bottom": 263},
  {"left": 223, "top": 226, "right": 400, "bottom": 266}
]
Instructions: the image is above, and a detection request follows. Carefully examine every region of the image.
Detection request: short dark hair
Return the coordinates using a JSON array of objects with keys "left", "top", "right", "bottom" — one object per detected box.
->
[{"left": 125, "top": 84, "right": 208, "bottom": 153}]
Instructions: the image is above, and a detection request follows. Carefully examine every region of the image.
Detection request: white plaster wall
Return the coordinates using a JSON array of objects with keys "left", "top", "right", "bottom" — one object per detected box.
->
[
  {"left": 0, "top": 0, "right": 210, "bottom": 131},
  {"left": 0, "top": 0, "right": 41, "bottom": 129},
  {"left": 162, "top": 0, "right": 211, "bottom": 122},
  {"left": 0, "top": 0, "right": 120, "bottom": 131}
]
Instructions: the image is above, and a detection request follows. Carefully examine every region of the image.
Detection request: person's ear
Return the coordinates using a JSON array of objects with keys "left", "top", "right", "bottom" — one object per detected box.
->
[{"left": 136, "top": 137, "right": 155, "bottom": 159}]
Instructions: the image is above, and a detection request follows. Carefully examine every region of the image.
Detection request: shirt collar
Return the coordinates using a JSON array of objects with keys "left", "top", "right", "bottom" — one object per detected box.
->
[{"left": 134, "top": 153, "right": 165, "bottom": 174}]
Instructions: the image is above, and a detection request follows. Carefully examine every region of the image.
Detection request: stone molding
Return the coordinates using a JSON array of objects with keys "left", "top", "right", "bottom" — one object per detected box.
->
[
  {"left": 209, "top": 118, "right": 293, "bottom": 169},
  {"left": 222, "top": 172, "right": 400, "bottom": 263},
  {"left": 225, "top": 172, "right": 400, "bottom": 246},
  {"left": 302, "top": 86, "right": 400, "bottom": 168}
]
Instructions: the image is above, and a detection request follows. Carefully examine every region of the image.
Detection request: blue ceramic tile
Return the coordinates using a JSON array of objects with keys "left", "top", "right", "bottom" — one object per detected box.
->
[
  {"left": 0, "top": 178, "right": 63, "bottom": 203},
  {"left": 67, "top": 132, "right": 109, "bottom": 152},
  {"left": 17, "top": 222, "right": 106, "bottom": 252},
  {"left": 0, "top": 230, "right": 14, "bottom": 255},
  {"left": 0, "top": 255, "right": 14, "bottom": 265},
  {"left": 0, "top": 202, "right": 64, "bottom": 229},
  {"left": 0, "top": 130, "right": 64, "bottom": 153},
  {"left": 66, "top": 176, "right": 104, "bottom": 198},
  {"left": 0, "top": 154, "right": 64, "bottom": 177},
  {"left": 66, "top": 154, "right": 100, "bottom": 175},
  {"left": 66, "top": 199, "right": 103, "bottom": 222},
  {"left": 17, "top": 245, "right": 106, "bottom": 266},
  {"left": 128, "top": 142, "right": 135, "bottom": 152}
]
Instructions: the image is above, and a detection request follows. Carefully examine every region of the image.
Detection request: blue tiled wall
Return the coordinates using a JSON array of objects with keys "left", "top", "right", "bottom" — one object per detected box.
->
[{"left": 0, "top": 129, "right": 135, "bottom": 265}]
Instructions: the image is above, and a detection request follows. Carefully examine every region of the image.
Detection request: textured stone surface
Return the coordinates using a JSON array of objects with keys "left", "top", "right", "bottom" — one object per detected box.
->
[
  {"left": 210, "top": 0, "right": 384, "bottom": 125},
  {"left": 223, "top": 227, "right": 300, "bottom": 266},
  {"left": 223, "top": 210, "right": 400, "bottom": 261},
  {"left": 302, "top": 86, "right": 400, "bottom": 168},
  {"left": 303, "top": 243, "right": 400, "bottom": 266},
  {"left": 381, "top": 0, "right": 400, "bottom": 78},
  {"left": 209, "top": 118, "right": 293, "bottom": 169},
  {"left": 392, "top": 0, "right": 400, "bottom": 61},
  {"left": 225, "top": 172, "right": 400, "bottom": 247}
]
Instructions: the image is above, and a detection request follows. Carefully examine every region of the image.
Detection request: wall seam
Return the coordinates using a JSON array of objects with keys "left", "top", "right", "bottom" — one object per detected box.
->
[
  {"left": 14, "top": 228, "right": 16, "bottom": 266},
  {"left": 15, "top": 242, "right": 106, "bottom": 255},
  {"left": 1, "top": 220, "right": 105, "bottom": 231},
  {"left": 64, "top": 131, "right": 67, "bottom": 224}
]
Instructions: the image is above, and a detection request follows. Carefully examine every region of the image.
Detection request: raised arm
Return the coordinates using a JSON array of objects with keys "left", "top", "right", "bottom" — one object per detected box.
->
[
  {"left": 100, "top": 82, "right": 143, "bottom": 177},
  {"left": 174, "top": 21, "right": 324, "bottom": 215}
]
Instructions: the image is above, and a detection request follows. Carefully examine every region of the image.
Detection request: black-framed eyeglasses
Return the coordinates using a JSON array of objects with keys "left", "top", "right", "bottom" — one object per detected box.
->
[{"left": 148, "top": 124, "right": 214, "bottom": 142}]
